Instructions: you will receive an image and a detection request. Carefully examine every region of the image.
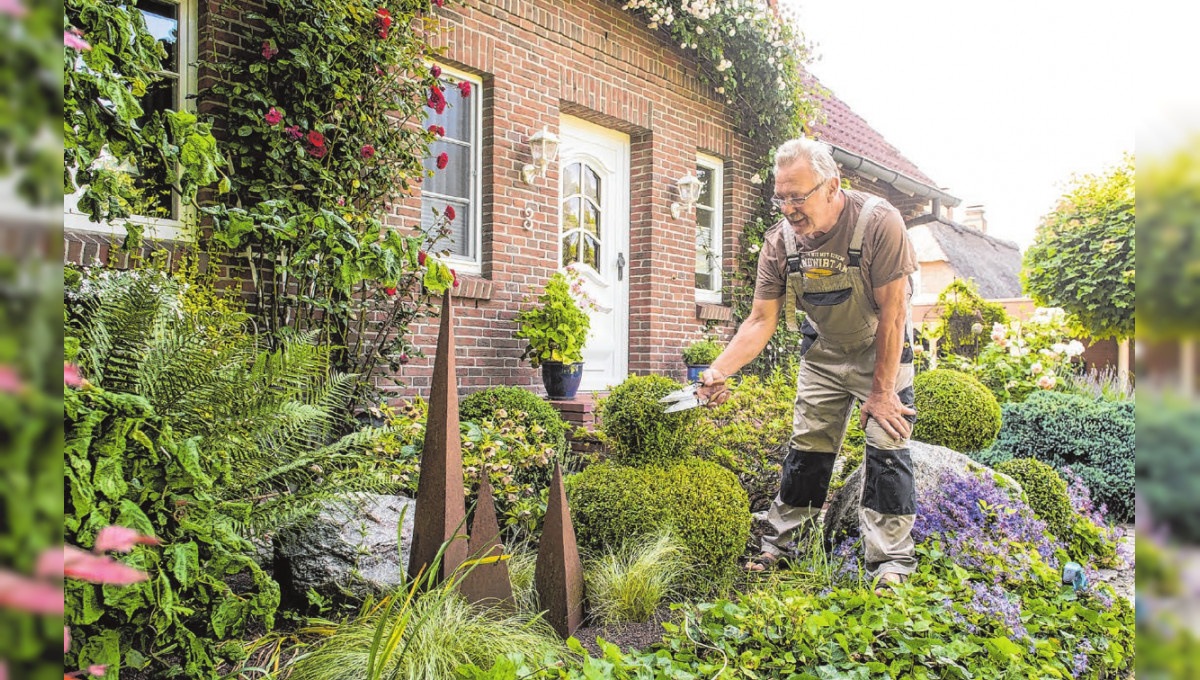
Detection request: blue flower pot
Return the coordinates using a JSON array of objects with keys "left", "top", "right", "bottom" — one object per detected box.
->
[
  {"left": 686, "top": 364, "right": 710, "bottom": 383},
  {"left": 542, "top": 361, "right": 584, "bottom": 400}
]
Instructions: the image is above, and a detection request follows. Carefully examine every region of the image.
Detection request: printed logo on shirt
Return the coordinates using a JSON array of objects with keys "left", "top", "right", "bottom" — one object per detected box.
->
[{"left": 800, "top": 252, "right": 846, "bottom": 279}]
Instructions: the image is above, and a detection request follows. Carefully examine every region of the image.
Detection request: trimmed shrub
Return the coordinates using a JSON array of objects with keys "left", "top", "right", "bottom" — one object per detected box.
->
[
  {"left": 1136, "top": 395, "right": 1200, "bottom": 542},
  {"left": 600, "top": 374, "right": 700, "bottom": 467},
  {"left": 991, "top": 390, "right": 1134, "bottom": 523},
  {"left": 693, "top": 366, "right": 795, "bottom": 510},
  {"left": 460, "top": 386, "right": 569, "bottom": 457},
  {"left": 911, "top": 369, "right": 1001, "bottom": 452},
  {"left": 566, "top": 459, "right": 750, "bottom": 587},
  {"left": 994, "top": 458, "right": 1073, "bottom": 541}
]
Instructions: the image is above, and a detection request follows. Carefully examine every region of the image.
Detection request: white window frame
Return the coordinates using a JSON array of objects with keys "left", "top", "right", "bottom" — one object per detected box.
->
[
  {"left": 695, "top": 153, "right": 724, "bottom": 303},
  {"left": 422, "top": 63, "right": 483, "bottom": 275},
  {"left": 64, "top": 0, "right": 197, "bottom": 242}
]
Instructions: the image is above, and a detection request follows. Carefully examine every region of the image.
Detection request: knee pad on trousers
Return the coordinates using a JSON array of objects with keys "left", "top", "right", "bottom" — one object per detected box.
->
[
  {"left": 861, "top": 445, "right": 916, "bottom": 515},
  {"left": 779, "top": 448, "right": 837, "bottom": 508}
]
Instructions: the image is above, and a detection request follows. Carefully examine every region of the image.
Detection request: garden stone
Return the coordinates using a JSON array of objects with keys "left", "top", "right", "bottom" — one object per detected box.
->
[
  {"left": 274, "top": 494, "right": 415, "bottom": 600},
  {"left": 823, "top": 440, "right": 1022, "bottom": 545}
]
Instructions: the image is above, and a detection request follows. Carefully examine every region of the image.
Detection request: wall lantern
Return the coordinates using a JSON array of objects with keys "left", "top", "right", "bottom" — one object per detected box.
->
[
  {"left": 670, "top": 172, "right": 704, "bottom": 219},
  {"left": 521, "top": 126, "right": 560, "bottom": 184}
]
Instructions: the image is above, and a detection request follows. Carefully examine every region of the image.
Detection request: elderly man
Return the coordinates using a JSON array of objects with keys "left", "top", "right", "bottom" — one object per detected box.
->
[{"left": 699, "top": 137, "right": 919, "bottom": 594}]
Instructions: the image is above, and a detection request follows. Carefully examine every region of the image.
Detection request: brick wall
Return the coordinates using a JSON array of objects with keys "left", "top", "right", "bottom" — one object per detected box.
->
[{"left": 381, "top": 0, "right": 763, "bottom": 399}]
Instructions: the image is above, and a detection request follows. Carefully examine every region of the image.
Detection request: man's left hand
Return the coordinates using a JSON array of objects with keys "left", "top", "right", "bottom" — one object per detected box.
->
[{"left": 859, "top": 390, "right": 916, "bottom": 440}]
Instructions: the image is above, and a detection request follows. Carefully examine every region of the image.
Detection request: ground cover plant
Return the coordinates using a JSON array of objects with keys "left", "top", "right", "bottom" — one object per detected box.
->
[{"left": 461, "top": 465, "right": 1134, "bottom": 680}]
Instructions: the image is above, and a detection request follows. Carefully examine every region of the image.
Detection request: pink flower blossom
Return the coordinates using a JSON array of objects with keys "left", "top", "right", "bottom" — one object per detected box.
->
[
  {"left": 63, "top": 546, "right": 148, "bottom": 585},
  {"left": 261, "top": 41, "right": 278, "bottom": 60},
  {"left": 64, "top": 28, "right": 91, "bottom": 51},
  {"left": 337, "top": 197, "right": 345, "bottom": 206},
  {"left": 284, "top": 125, "right": 302, "bottom": 140},
  {"left": 418, "top": 250, "right": 427, "bottom": 266},
  {"left": 431, "top": 65, "right": 442, "bottom": 78},
  {"left": 0, "top": 366, "right": 21, "bottom": 393},
  {"left": 264, "top": 107, "right": 282, "bottom": 125},
  {"left": 0, "top": 0, "right": 26, "bottom": 16},
  {"left": 360, "top": 144, "right": 375, "bottom": 158},
  {"left": 1036, "top": 374, "right": 1057, "bottom": 390},
  {"left": 64, "top": 363, "right": 83, "bottom": 387},
  {"left": 94, "top": 526, "right": 160, "bottom": 553},
  {"left": 0, "top": 569, "right": 65, "bottom": 614},
  {"left": 307, "top": 145, "right": 328, "bottom": 159},
  {"left": 88, "top": 665, "right": 107, "bottom": 677},
  {"left": 457, "top": 81, "right": 471, "bottom": 97},
  {"left": 1030, "top": 362, "right": 1043, "bottom": 376}
]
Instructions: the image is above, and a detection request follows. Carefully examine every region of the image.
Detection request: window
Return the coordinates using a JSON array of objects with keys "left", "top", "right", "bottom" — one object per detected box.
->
[
  {"left": 695, "top": 154, "right": 724, "bottom": 301},
  {"left": 421, "top": 65, "right": 482, "bottom": 271},
  {"left": 64, "top": 0, "right": 196, "bottom": 240},
  {"left": 561, "top": 162, "right": 602, "bottom": 271}
]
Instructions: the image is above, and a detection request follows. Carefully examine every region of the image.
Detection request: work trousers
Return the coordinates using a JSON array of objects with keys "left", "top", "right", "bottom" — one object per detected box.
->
[{"left": 762, "top": 337, "right": 917, "bottom": 578}]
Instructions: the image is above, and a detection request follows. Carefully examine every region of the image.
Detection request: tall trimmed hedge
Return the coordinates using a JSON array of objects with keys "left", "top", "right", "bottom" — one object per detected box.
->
[{"left": 990, "top": 391, "right": 1134, "bottom": 523}]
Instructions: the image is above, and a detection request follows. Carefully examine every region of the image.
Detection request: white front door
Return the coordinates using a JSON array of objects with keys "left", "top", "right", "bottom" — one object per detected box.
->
[{"left": 558, "top": 116, "right": 630, "bottom": 392}]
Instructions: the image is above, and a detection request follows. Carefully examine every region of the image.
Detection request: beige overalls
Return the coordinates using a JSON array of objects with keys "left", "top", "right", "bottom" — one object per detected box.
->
[{"left": 764, "top": 196, "right": 918, "bottom": 578}]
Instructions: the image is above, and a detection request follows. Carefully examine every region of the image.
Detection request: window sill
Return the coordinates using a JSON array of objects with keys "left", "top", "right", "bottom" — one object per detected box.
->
[{"left": 696, "top": 303, "right": 733, "bottom": 322}]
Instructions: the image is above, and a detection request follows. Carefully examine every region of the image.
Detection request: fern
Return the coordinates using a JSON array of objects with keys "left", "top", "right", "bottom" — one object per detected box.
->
[{"left": 72, "top": 270, "right": 402, "bottom": 537}]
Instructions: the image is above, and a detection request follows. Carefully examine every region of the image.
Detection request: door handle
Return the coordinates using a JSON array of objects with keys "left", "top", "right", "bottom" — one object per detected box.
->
[{"left": 616, "top": 252, "right": 626, "bottom": 281}]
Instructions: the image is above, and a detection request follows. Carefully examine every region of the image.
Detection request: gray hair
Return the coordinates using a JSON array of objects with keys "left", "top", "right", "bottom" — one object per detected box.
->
[{"left": 774, "top": 137, "right": 839, "bottom": 184}]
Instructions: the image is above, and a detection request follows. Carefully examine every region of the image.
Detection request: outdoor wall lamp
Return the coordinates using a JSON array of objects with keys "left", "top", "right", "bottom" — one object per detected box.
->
[
  {"left": 671, "top": 172, "right": 703, "bottom": 219},
  {"left": 521, "top": 126, "right": 560, "bottom": 184}
]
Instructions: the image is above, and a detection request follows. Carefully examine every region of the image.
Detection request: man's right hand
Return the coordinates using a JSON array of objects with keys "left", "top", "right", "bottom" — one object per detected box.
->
[{"left": 698, "top": 367, "right": 732, "bottom": 407}]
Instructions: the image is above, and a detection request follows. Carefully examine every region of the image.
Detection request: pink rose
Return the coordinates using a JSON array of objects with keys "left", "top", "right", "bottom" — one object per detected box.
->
[
  {"left": 261, "top": 41, "right": 278, "bottom": 60},
  {"left": 457, "top": 81, "right": 471, "bottom": 97},
  {"left": 431, "top": 65, "right": 442, "bottom": 78},
  {"left": 264, "top": 107, "right": 282, "bottom": 125},
  {"left": 360, "top": 144, "right": 375, "bottom": 158},
  {"left": 64, "top": 28, "right": 91, "bottom": 51}
]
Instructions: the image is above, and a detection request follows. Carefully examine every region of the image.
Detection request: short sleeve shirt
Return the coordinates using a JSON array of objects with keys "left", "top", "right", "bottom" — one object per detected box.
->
[{"left": 754, "top": 189, "right": 918, "bottom": 312}]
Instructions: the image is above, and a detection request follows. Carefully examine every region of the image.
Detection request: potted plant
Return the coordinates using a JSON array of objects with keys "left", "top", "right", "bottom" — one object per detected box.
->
[
  {"left": 682, "top": 336, "right": 723, "bottom": 382},
  {"left": 514, "top": 269, "right": 593, "bottom": 399}
]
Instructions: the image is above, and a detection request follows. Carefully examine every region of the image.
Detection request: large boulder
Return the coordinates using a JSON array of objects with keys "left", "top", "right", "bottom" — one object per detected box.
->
[
  {"left": 823, "top": 441, "right": 1021, "bottom": 545},
  {"left": 274, "top": 494, "right": 416, "bottom": 600}
]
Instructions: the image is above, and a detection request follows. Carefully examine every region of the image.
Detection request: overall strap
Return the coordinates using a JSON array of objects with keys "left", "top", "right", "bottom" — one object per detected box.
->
[{"left": 849, "top": 196, "right": 883, "bottom": 268}]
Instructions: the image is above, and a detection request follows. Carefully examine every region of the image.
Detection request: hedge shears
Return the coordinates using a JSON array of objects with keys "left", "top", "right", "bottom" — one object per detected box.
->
[{"left": 659, "top": 380, "right": 729, "bottom": 413}]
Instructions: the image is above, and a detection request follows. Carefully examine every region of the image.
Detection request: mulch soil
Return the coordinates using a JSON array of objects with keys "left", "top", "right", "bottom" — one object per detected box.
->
[{"left": 570, "top": 605, "right": 679, "bottom": 657}]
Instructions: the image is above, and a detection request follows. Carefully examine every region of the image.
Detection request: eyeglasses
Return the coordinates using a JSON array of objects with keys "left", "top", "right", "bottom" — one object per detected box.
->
[{"left": 770, "top": 181, "right": 825, "bottom": 210}]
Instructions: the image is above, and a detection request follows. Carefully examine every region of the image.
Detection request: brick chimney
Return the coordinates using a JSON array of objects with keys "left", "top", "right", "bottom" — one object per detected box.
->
[{"left": 963, "top": 205, "right": 987, "bottom": 233}]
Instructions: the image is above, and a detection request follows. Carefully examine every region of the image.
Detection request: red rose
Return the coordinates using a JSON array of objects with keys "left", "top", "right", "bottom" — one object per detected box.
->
[
  {"left": 399, "top": 353, "right": 410, "bottom": 365},
  {"left": 375, "top": 7, "right": 392, "bottom": 37},
  {"left": 418, "top": 250, "right": 427, "bottom": 266},
  {"left": 307, "top": 130, "right": 325, "bottom": 147},
  {"left": 431, "top": 65, "right": 442, "bottom": 78},
  {"left": 307, "top": 145, "right": 328, "bottom": 158},
  {"left": 444, "top": 205, "right": 456, "bottom": 221},
  {"left": 436, "top": 152, "right": 448, "bottom": 169},
  {"left": 427, "top": 86, "right": 446, "bottom": 114},
  {"left": 434, "top": 0, "right": 444, "bottom": 7},
  {"left": 457, "top": 81, "right": 471, "bottom": 97},
  {"left": 427, "top": 124, "right": 444, "bottom": 137},
  {"left": 384, "top": 286, "right": 397, "bottom": 296},
  {"left": 264, "top": 107, "right": 282, "bottom": 125},
  {"left": 360, "top": 144, "right": 375, "bottom": 158},
  {"left": 261, "top": 41, "right": 278, "bottom": 60},
  {"left": 451, "top": 269, "right": 459, "bottom": 287}
]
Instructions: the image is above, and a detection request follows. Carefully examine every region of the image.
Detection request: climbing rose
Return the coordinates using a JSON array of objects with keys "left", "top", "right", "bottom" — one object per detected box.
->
[
  {"left": 444, "top": 205, "right": 456, "bottom": 221},
  {"left": 428, "top": 124, "right": 445, "bottom": 137},
  {"left": 284, "top": 125, "right": 302, "bottom": 140},
  {"left": 427, "top": 86, "right": 446, "bottom": 114},
  {"left": 457, "top": 81, "right": 471, "bottom": 97},
  {"left": 434, "top": 0, "right": 444, "bottom": 6},
  {"left": 431, "top": 65, "right": 442, "bottom": 78},
  {"left": 264, "top": 107, "right": 282, "bottom": 125},
  {"left": 384, "top": 286, "right": 396, "bottom": 296},
  {"left": 261, "top": 41, "right": 278, "bottom": 59},
  {"left": 375, "top": 7, "right": 391, "bottom": 38},
  {"left": 399, "top": 353, "right": 410, "bottom": 365},
  {"left": 418, "top": 250, "right": 427, "bottom": 266},
  {"left": 307, "top": 130, "right": 325, "bottom": 147},
  {"left": 360, "top": 144, "right": 375, "bottom": 158},
  {"left": 451, "top": 269, "right": 459, "bottom": 287},
  {"left": 436, "top": 152, "right": 448, "bottom": 169},
  {"left": 307, "top": 145, "right": 328, "bottom": 159}
]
